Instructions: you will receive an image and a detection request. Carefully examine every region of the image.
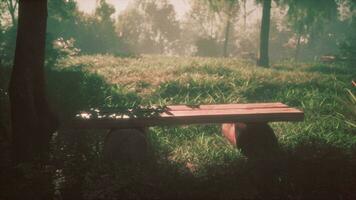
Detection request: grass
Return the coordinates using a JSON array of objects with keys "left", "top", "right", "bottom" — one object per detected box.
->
[{"left": 1, "top": 55, "right": 356, "bottom": 199}]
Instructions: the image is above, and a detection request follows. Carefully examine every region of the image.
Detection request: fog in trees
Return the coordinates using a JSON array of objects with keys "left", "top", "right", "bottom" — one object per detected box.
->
[{"left": 1, "top": 0, "right": 355, "bottom": 64}]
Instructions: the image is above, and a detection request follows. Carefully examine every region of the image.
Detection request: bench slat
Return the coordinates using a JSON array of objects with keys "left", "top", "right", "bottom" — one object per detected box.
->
[
  {"left": 167, "top": 102, "right": 289, "bottom": 111},
  {"left": 162, "top": 107, "right": 301, "bottom": 117},
  {"left": 69, "top": 103, "right": 304, "bottom": 129}
]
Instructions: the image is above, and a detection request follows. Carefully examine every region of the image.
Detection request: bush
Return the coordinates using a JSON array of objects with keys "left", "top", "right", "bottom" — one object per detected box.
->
[{"left": 46, "top": 37, "right": 80, "bottom": 67}]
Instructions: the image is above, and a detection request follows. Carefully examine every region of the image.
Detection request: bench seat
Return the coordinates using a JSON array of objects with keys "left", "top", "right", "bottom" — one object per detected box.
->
[{"left": 70, "top": 102, "right": 303, "bottom": 129}]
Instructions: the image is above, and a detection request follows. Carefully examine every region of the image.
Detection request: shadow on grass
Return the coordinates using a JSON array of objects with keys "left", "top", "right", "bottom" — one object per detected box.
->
[
  {"left": 0, "top": 65, "right": 143, "bottom": 127},
  {"left": 66, "top": 141, "right": 356, "bottom": 200},
  {"left": 47, "top": 66, "right": 142, "bottom": 121}
]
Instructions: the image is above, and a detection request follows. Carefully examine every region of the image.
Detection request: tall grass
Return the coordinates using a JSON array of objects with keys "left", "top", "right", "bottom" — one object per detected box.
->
[{"left": 1, "top": 55, "right": 355, "bottom": 199}]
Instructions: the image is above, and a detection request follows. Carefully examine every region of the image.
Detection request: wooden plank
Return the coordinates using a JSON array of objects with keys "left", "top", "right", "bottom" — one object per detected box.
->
[
  {"left": 166, "top": 102, "right": 288, "bottom": 111},
  {"left": 68, "top": 106, "right": 304, "bottom": 129},
  {"left": 162, "top": 107, "right": 301, "bottom": 117}
]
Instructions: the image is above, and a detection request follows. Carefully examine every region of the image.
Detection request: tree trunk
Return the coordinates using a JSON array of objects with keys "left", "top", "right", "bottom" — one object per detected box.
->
[
  {"left": 258, "top": 0, "right": 271, "bottom": 67},
  {"left": 6, "top": 0, "right": 18, "bottom": 26},
  {"left": 243, "top": 0, "right": 247, "bottom": 30},
  {"left": 9, "top": 0, "right": 58, "bottom": 165},
  {"left": 223, "top": 2, "right": 234, "bottom": 57},
  {"left": 223, "top": 17, "right": 232, "bottom": 57},
  {"left": 295, "top": 33, "right": 301, "bottom": 61}
]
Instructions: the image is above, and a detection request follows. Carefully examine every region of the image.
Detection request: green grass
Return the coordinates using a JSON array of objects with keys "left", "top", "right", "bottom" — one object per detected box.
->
[{"left": 1, "top": 55, "right": 356, "bottom": 199}]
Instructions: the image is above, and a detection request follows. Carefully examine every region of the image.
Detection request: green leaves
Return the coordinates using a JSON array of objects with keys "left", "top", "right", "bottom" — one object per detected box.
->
[{"left": 282, "top": 0, "right": 338, "bottom": 35}]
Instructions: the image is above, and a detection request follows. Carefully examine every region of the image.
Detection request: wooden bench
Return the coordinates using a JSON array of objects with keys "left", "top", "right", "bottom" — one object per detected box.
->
[{"left": 70, "top": 102, "right": 303, "bottom": 161}]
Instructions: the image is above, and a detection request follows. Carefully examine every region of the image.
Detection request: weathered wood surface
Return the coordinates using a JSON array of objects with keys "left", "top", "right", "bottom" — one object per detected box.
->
[{"left": 69, "top": 103, "right": 304, "bottom": 129}]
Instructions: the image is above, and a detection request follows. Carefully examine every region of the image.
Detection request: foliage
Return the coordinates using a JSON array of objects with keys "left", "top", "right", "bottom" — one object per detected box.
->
[
  {"left": 281, "top": 0, "right": 339, "bottom": 60},
  {"left": 75, "top": 0, "right": 126, "bottom": 55},
  {"left": 46, "top": 37, "right": 81, "bottom": 66},
  {"left": 117, "top": 0, "right": 181, "bottom": 54},
  {"left": 195, "top": 37, "right": 222, "bottom": 57},
  {"left": 180, "top": 0, "right": 221, "bottom": 56},
  {"left": 183, "top": 0, "right": 240, "bottom": 57},
  {"left": 48, "top": 0, "right": 127, "bottom": 57},
  {"left": 0, "top": 25, "right": 16, "bottom": 66},
  {"left": 1, "top": 0, "right": 355, "bottom": 62},
  {"left": 0, "top": 0, "right": 17, "bottom": 65},
  {"left": 47, "top": 0, "right": 78, "bottom": 39},
  {"left": 283, "top": 0, "right": 338, "bottom": 35}
]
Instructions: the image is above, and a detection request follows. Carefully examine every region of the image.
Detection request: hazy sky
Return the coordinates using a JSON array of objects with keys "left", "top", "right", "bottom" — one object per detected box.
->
[{"left": 76, "top": 0, "right": 190, "bottom": 18}]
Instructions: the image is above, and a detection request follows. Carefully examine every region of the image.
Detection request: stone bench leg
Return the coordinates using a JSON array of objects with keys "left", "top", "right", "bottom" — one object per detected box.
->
[
  {"left": 222, "top": 122, "right": 279, "bottom": 158},
  {"left": 223, "top": 122, "right": 282, "bottom": 196},
  {"left": 103, "top": 127, "right": 148, "bottom": 164}
]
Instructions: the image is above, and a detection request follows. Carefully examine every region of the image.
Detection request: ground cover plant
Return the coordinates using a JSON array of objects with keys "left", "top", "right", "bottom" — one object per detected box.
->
[{"left": 2, "top": 55, "right": 354, "bottom": 199}]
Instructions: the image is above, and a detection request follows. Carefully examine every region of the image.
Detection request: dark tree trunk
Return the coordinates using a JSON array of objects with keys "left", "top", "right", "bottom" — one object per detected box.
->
[
  {"left": 9, "top": 0, "right": 58, "bottom": 165},
  {"left": 258, "top": 0, "right": 271, "bottom": 67}
]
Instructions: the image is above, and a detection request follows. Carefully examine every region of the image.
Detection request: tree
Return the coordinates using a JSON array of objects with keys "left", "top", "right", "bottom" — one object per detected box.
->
[
  {"left": 282, "top": 0, "right": 338, "bottom": 61},
  {"left": 206, "top": 0, "right": 240, "bottom": 57},
  {"left": 242, "top": 0, "right": 247, "bottom": 28},
  {"left": 181, "top": 0, "right": 220, "bottom": 56},
  {"left": 116, "top": 8, "right": 145, "bottom": 53},
  {"left": 4, "top": 0, "right": 18, "bottom": 26},
  {"left": 9, "top": 0, "right": 58, "bottom": 164},
  {"left": 195, "top": 37, "right": 221, "bottom": 57},
  {"left": 0, "top": 0, "right": 18, "bottom": 65},
  {"left": 76, "top": 0, "right": 125, "bottom": 55},
  {"left": 257, "top": 0, "right": 272, "bottom": 67},
  {"left": 47, "top": 0, "right": 78, "bottom": 39},
  {"left": 93, "top": 0, "right": 121, "bottom": 53},
  {"left": 117, "top": 0, "right": 180, "bottom": 54}
]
